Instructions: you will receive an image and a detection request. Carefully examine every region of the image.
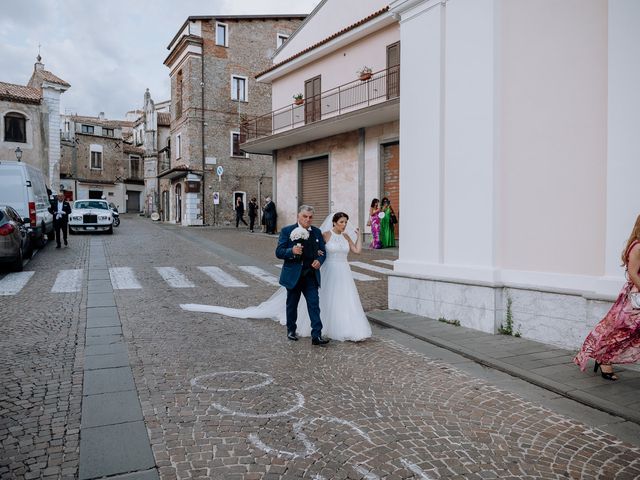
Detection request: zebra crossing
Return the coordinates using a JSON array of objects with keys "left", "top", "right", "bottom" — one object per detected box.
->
[{"left": 0, "top": 260, "right": 394, "bottom": 296}]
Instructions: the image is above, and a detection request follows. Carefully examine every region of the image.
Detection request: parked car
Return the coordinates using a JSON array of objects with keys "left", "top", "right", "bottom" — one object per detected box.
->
[
  {"left": 0, "top": 205, "right": 31, "bottom": 271},
  {"left": 69, "top": 200, "right": 114, "bottom": 234},
  {"left": 0, "top": 161, "right": 54, "bottom": 247}
]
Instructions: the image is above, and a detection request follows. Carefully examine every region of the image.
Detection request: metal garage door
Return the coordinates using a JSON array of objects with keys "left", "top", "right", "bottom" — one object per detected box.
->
[
  {"left": 126, "top": 191, "right": 140, "bottom": 213},
  {"left": 299, "top": 157, "right": 329, "bottom": 223}
]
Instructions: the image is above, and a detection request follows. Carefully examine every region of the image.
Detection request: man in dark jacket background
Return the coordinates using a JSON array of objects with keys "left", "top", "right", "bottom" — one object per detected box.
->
[{"left": 48, "top": 192, "right": 72, "bottom": 248}]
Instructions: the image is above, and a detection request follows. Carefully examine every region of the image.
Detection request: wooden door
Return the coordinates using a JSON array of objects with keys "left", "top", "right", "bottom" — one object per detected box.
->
[
  {"left": 386, "top": 42, "right": 400, "bottom": 99},
  {"left": 299, "top": 157, "right": 329, "bottom": 223},
  {"left": 304, "top": 76, "right": 321, "bottom": 124},
  {"left": 175, "top": 183, "right": 182, "bottom": 223}
]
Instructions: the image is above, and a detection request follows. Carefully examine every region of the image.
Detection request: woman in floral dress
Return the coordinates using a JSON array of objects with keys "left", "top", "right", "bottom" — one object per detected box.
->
[
  {"left": 368, "top": 198, "right": 381, "bottom": 249},
  {"left": 574, "top": 215, "right": 640, "bottom": 380}
]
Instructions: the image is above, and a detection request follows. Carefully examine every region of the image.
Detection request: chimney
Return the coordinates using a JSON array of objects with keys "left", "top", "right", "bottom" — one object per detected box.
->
[{"left": 98, "top": 112, "right": 105, "bottom": 120}]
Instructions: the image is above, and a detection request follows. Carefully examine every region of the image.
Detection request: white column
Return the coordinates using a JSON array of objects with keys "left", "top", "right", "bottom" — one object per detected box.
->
[
  {"left": 443, "top": 0, "right": 497, "bottom": 275},
  {"left": 597, "top": 0, "right": 640, "bottom": 296},
  {"left": 392, "top": 0, "right": 446, "bottom": 273}
]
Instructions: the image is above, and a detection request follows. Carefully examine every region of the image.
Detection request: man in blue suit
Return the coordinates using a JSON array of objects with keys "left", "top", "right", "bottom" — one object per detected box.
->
[{"left": 276, "top": 205, "right": 329, "bottom": 345}]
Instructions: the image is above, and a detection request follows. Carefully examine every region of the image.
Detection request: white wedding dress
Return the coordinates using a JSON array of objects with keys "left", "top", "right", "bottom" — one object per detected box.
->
[{"left": 181, "top": 231, "right": 372, "bottom": 342}]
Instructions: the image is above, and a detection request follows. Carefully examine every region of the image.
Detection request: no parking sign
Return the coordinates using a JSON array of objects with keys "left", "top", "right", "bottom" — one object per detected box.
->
[{"left": 213, "top": 192, "right": 220, "bottom": 205}]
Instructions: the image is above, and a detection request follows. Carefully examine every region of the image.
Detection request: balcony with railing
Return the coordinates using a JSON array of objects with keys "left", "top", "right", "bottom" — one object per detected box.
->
[{"left": 240, "top": 66, "right": 399, "bottom": 154}]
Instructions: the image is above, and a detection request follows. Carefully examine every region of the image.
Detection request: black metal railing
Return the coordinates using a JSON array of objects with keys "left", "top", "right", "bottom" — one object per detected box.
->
[{"left": 241, "top": 66, "right": 399, "bottom": 142}]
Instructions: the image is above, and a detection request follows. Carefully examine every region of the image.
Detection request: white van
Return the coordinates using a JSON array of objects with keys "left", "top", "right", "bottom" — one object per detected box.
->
[{"left": 0, "top": 161, "right": 54, "bottom": 246}]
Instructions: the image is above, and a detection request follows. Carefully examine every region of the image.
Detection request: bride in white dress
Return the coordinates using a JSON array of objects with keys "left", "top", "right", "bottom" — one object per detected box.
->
[{"left": 181, "top": 212, "right": 372, "bottom": 342}]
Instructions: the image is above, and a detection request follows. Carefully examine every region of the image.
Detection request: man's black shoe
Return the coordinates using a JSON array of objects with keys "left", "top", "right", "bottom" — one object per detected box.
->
[
  {"left": 64, "top": 240, "right": 68, "bottom": 246},
  {"left": 56, "top": 244, "right": 61, "bottom": 249},
  {"left": 287, "top": 331, "right": 299, "bottom": 341},
  {"left": 312, "top": 336, "right": 330, "bottom": 346}
]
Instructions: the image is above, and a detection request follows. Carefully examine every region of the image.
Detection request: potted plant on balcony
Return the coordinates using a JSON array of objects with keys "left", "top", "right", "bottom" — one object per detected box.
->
[
  {"left": 357, "top": 66, "right": 373, "bottom": 81},
  {"left": 293, "top": 93, "right": 304, "bottom": 105}
]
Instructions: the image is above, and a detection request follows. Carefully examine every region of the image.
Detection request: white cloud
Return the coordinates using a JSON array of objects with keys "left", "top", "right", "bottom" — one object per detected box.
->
[{"left": 1, "top": 0, "right": 319, "bottom": 119}]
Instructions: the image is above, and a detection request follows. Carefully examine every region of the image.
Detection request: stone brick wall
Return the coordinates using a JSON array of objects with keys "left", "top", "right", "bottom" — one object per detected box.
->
[
  {"left": 0, "top": 100, "right": 48, "bottom": 176},
  {"left": 167, "top": 17, "right": 303, "bottom": 225}
]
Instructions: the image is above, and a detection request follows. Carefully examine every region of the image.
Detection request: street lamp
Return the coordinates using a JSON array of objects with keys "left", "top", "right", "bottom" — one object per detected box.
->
[{"left": 14, "top": 147, "right": 22, "bottom": 161}]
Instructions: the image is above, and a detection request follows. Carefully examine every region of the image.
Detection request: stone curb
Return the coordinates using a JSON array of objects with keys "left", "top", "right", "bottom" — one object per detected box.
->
[{"left": 367, "top": 310, "right": 640, "bottom": 425}]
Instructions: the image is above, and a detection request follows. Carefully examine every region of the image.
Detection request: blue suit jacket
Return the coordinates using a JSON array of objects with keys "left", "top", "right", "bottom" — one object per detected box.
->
[{"left": 276, "top": 224, "right": 326, "bottom": 289}]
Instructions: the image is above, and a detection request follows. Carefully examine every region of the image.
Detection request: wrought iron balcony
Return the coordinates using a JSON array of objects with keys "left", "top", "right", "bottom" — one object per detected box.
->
[{"left": 241, "top": 66, "right": 399, "bottom": 143}]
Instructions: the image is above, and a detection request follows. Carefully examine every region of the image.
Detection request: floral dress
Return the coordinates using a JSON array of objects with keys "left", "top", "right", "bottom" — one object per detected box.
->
[
  {"left": 369, "top": 209, "right": 381, "bottom": 249},
  {"left": 380, "top": 206, "right": 396, "bottom": 248},
  {"left": 574, "top": 240, "right": 640, "bottom": 370}
]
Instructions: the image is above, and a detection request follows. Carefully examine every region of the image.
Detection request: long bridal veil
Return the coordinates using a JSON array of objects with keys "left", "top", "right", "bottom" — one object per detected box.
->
[{"left": 180, "top": 213, "right": 348, "bottom": 337}]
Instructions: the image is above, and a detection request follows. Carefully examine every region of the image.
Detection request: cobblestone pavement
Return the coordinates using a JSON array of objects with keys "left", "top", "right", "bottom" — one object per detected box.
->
[
  {"left": 2, "top": 216, "right": 640, "bottom": 479},
  {"left": 0, "top": 238, "right": 88, "bottom": 479}
]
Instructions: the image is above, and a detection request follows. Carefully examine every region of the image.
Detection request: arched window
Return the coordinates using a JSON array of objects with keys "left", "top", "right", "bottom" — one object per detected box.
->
[{"left": 4, "top": 112, "right": 27, "bottom": 143}]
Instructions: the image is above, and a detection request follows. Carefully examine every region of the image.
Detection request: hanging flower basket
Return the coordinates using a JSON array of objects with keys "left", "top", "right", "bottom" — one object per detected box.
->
[
  {"left": 293, "top": 93, "right": 304, "bottom": 105},
  {"left": 357, "top": 66, "right": 373, "bottom": 81}
]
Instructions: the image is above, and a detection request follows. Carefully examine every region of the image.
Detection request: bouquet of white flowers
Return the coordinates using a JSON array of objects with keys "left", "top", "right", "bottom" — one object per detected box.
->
[
  {"left": 290, "top": 227, "right": 310, "bottom": 259},
  {"left": 290, "top": 227, "right": 310, "bottom": 242}
]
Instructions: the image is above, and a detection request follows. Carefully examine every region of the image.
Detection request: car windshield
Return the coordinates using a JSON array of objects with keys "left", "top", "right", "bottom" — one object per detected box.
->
[{"left": 74, "top": 201, "right": 109, "bottom": 210}]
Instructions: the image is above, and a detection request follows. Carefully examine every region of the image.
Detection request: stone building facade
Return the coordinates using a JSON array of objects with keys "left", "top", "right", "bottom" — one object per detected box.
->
[
  {"left": 161, "top": 14, "right": 305, "bottom": 225},
  {"left": 129, "top": 90, "right": 171, "bottom": 216},
  {"left": 0, "top": 56, "right": 69, "bottom": 190},
  {"left": 60, "top": 114, "right": 144, "bottom": 212}
]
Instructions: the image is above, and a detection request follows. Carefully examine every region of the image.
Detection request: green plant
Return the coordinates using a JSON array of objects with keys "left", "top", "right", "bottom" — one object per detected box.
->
[
  {"left": 357, "top": 66, "right": 372, "bottom": 76},
  {"left": 498, "top": 295, "right": 514, "bottom": 335},
  {"left": 292, "top": 93, "right": 303, "bottom": 101},
  {"left": 438, "top": 317, "right": 460, "bottom": 327}
]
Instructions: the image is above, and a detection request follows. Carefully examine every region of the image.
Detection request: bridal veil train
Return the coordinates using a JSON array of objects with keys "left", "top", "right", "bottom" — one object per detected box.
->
[{"left": 181, "top": 213, "right": 372, "bottom": 342}]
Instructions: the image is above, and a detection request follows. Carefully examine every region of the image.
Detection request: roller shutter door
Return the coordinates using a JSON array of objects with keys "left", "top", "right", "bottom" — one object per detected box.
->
[{"left": 299, "top": 157, "right": 329, "bottom": 222}]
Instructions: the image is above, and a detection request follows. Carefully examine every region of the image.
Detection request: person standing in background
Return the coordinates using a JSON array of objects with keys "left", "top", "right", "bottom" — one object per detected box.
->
[
  {"left": 264, "top": 197, "right": 277, "bottom": 234},
  {"left": 235, "top": 197, "right": 248, "bottom": 228},
  {"left": 379, "top": 197, "right": 396, "bottom": 248},
  {"left": 48, "top": 192, "right": 72, "bottom": 249},
  {"left": 367, "top": 198, "right": 381, "bottom": 249},
  {"left": 248, "top": 197, "right": 259, "bottom": 232}
]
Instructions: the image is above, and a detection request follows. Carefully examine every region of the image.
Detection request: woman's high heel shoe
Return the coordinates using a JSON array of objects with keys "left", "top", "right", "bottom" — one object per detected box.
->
[{"left": 594, "top": 361, "right": 618, "bottom": 381}]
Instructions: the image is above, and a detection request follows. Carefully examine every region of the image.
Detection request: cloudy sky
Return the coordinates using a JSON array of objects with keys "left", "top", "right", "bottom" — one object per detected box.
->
[{"left": 1, "top": 0, "right": 319, "bottom": 119}]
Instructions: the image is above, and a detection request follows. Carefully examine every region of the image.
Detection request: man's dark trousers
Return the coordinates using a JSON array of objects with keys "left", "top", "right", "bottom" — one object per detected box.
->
[
  {"left": 54, "top": 217, "right": 68, "bottom": 247},
  {"left": 286, "top": 272, "right": 322, "bottom": 339}
]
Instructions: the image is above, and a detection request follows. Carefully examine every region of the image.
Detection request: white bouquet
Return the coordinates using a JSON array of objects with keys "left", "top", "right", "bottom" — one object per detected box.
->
[
  {"left": 290, "top": 226, "right": 309, "bottom": 259},
  {"left": 290, "top": 227, "right": 310, "bottom": 242}
]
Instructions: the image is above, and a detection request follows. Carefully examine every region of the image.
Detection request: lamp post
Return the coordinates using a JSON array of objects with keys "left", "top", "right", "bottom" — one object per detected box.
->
[{"left": 14, "top": 147, "right": 22, "bottom": 161}]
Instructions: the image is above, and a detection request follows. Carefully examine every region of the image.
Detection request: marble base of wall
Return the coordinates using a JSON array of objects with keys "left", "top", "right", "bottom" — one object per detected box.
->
[{"left": 388, "top": 274, "right": 614, "bottom": 350}]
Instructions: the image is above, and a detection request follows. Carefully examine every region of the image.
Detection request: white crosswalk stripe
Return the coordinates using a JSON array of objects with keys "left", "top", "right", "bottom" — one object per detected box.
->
[
  {"left": 375, "top": 259, "right": 395, "bottom": 266},
  {"left": 198, "top": 266, "right": 247, "bottom": 287},
  {"left": 51, "top": 269, "right": 83, "bottom": 293},
  {"left": 0, "top": 271, "right": 35, "bottom": 296},
  {"left": 109, "top": 267, "right": 142, "bottom": 289},
  {"left": 349, "top": 261, "right": 393, "bottom": 275},
  {"left": 155, "top": 267, "right": 195, "bottom": 288},
  {"left": 350, "top": 270, "right": 379, "bottom": 281},
  {"left": 238, "top": 266, "right": 280, "bottom": 286},
  {"left": 275, "top": 263, "right": 378, "bottom": 281}
]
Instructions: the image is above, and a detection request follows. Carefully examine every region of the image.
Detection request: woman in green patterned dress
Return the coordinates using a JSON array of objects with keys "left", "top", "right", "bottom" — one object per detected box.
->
[{"left": 379, "top": 197, "right": 396, "bottom": 248}]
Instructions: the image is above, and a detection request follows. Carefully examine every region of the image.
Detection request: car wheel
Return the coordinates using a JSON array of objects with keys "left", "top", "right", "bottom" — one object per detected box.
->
[
  {"left": 34, "top": 223, "right": 47, "bottom": 248},
  {"left": 46, "top": 228, "right": 55, "bottom": 241},
  {"left": 69, "top": 228, "right": 76, "bottom": 235},
  {"left": 11, "top": 248, "right": 23, "bottom": 272},
  {"left": 107, "top": 225, "right": 113, "bottom": 235}
]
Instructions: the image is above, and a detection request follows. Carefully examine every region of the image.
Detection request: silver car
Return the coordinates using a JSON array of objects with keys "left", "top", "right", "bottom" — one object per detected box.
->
[{"left": 0, "top": 205, "right": 31, "bottom": 271}]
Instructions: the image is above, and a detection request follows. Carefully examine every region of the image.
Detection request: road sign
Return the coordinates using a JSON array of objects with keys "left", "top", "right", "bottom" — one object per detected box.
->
[
  {"left": 216, "top": 166, "right": 224, "bottom": 176},
  {"left": 213, "top": 192, "right": 220, "bottom": 205}
]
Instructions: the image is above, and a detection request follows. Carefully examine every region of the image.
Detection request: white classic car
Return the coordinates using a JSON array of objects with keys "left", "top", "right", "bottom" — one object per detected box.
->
[{"left": 69, "top": 200, "right": 114, "bottom": 234}]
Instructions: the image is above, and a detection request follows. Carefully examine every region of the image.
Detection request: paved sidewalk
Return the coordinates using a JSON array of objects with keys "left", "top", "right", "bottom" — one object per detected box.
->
[{"left": 367, "top": 309, "right": 640, "bottom": 425}]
